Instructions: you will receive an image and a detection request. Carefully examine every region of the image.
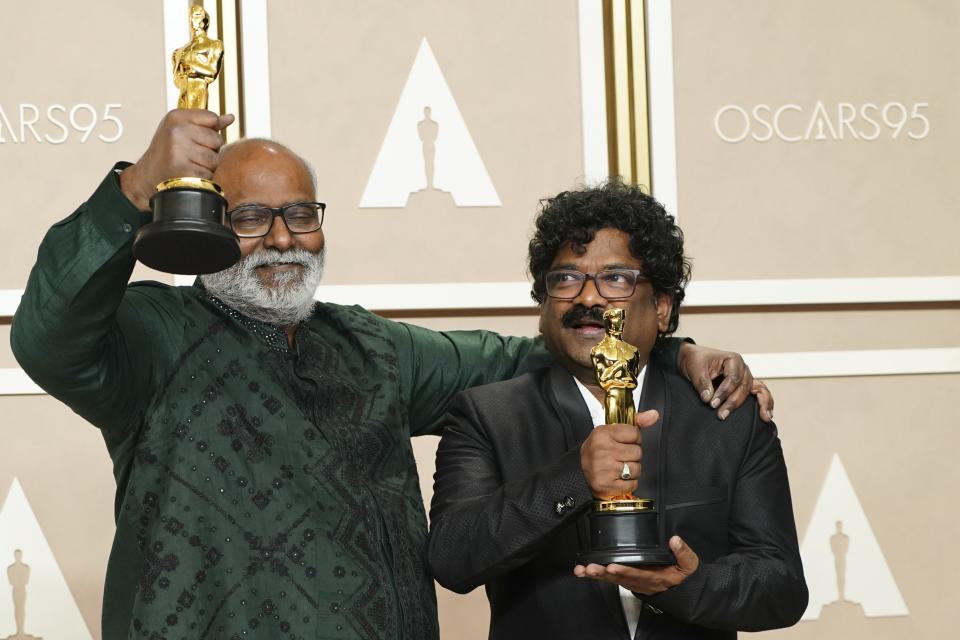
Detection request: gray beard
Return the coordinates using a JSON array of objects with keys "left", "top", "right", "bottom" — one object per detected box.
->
[{"left": 200, "top": 247, "right": 325, "bottom": 327}]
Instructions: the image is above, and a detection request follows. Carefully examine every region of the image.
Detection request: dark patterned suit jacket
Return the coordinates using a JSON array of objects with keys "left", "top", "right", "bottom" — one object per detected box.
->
[{"left": 427, "top": 363, "right": 807, "bottom": 639}]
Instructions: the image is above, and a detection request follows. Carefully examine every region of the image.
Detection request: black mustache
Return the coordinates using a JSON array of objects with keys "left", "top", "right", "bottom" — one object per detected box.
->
[{"left": 561, "top": 306, "right": 605, "bottom": 328}]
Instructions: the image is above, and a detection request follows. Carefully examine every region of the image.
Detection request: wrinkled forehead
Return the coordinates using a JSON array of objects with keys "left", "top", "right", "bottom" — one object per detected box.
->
[{"left": 215, "top": 147, "right": 314, "bottom": 206}]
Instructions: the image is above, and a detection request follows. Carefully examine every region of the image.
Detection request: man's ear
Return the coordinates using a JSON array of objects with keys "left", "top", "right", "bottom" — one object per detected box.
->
[{"left": 655, "top": 293, "right": 673, "bottom": 333}]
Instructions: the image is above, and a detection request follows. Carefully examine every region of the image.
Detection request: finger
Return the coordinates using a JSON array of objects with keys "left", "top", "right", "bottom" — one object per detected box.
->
[
  {"left": 741, "top": 363, "right": 755, "bottom": 391},
  {"left": 189, "top": 147, "right": 220, "bottom": 174},
  {"left": 710, "top": 356, "right": 745, "bottom": 408},
  {"left": 669, "top": 536, "right": 699, "bottom": 576},
  {"left": 584, "top": 563, "right": 608, "bottom": 578},
  {"left": 573, "top": 565, "right": 588, "bottom": 578},
  {"left": 610, "top": 444, "right": 642, "bottom": 462},
  {"left": 712, "top": 356, "right": 753, "bottom": 419},
  {"left": 716, "top": 355, "right": 755, "bottom": 420},
  {"left": 715, "top": 378, "right": 750, "bottom": 421},
  {"left": 595, "top": 563, "right": 635, "bottom": 585},
  {"left": 217, "top": 113, "right": 236, "bottom": 130},
  {"left": 688, "top": 367, "right": 717, "bottom": 405},
  {"left": 182, "top": 162, "right": 215, "bottom": 181},
  {"left": 176, "top": 108, "right": 224, "bottom": 128},
  {"left": 634, "top": 409, "right": 660, "bottom": 429},
  {"left": 590, "top": 563, "right": 659, "bottom": 591},
  {"left": 608, "top": 424, "right": 643, "bottom": 445},
  {"left": 191, "top": 124, "right": 228, "bottom": 151},
  {"left": 583, "top": 566, "right": 636, "bottom": 587},
  {"left": 605, "top": 563, "right": 653, "bottom": 579},
  {"left": 678, "top": 342, "right": 717, "bottom": 397},
  {"left": 619, "top": 461, "right": 639, "bottom": 481},
  {"left": 752, "top": 380, "right": 775, "bottom": 422}
]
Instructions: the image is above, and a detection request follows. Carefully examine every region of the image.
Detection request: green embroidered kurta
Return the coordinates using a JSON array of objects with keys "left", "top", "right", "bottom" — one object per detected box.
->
[{"left": 11, "top": 166, "right": 685, "bottom": 640}]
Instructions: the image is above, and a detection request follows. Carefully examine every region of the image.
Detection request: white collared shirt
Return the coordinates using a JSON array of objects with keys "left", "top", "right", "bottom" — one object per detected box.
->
[{"left": 573, "top": 368, "right": 646, "bottom": 640}]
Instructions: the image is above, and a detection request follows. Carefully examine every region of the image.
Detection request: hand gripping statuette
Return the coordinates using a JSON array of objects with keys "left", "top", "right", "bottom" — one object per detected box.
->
[
  {"left": 578, "top": 308, "right": 673, "bottom": 566},
  {"left": 132, "top": 4, "right": 240, "bottom": 275}
]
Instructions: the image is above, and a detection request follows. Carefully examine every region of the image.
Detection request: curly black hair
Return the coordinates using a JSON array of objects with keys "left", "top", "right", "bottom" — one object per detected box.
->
[{"left": 528, "top": 179, "right": 691, "bottom": 335}]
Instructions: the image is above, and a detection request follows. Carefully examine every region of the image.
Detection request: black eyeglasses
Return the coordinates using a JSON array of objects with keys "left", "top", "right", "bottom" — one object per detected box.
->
[
  {"left": 544, "top": 269, "right": 648, "bottom": 300},
  {"left": 226, "top": 202, "right": 326, "bottom": 238}
]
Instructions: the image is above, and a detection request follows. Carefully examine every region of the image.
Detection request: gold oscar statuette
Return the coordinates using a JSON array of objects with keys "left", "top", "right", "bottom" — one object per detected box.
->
[
  {"left": 132, "top": 4, "right": 241, "bottom": 275},
  {"left": 591, "top": 308, "right": 651, "bottom": 509},
  {"left": 172, "top": 5, "right": 224, "bottom": 111},
  {"left": 578, "top": 308, "right": 674, "bottom": 566}
]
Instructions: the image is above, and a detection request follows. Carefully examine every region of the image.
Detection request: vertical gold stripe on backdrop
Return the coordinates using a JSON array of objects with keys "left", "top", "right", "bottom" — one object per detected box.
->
[
  {"left": 602, "top": 0, "right": 652, "bottom": 191},
  {"left": 216, "top": 0, "right": 246, "bottom": 143},
  {"left": 629, "top": 1, "right": 651, "bottom": 191}
]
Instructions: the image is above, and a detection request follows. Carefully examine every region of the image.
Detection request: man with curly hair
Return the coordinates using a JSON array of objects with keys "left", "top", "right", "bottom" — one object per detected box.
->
[{"left": 427, "top": 180, "right": 807, "bottom": 639}]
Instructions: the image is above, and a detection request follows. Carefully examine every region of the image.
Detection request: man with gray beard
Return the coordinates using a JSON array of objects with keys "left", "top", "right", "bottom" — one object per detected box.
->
[
  {"left": 11, "top": 109, "right": 768, "bottom": 640},
  {"left": 198, "top": 134, "right": 330, "bottom": 343},
  {"left": 202, "top": 235, "right": 326, "bottom": 327}
]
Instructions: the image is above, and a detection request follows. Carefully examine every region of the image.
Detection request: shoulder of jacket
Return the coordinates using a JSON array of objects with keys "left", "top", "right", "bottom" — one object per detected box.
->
[
  {"left": 662, "top": 368, "right": 759, "bottom": 429},
  {"left": 124, "top": 280, "right": 184, "bottom": 303},
  {"left": 457, "top": 368, "right": 549, "bottom": 406}
]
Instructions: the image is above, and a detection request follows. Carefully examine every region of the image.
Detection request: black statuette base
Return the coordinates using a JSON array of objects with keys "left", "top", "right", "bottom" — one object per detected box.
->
[
  {"left": 135, "top": 187, "right": 240, "bottom": 275},
  {"left": 578, "top": 509, "right": 674, "bottom": 566}
]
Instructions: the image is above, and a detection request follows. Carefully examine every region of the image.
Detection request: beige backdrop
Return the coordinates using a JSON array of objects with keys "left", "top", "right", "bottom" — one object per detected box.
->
[
  {"left": 268, "top": 0, "right": 586, "bottom": 286},
  {"left": 0, "top": 4, "right": 174, "bottom": 637},
  {"left": 0, "top": 1, "right": 958, "bottom": 640},
  {"left": 0, "top": 3, "right": 174, "bottom": 289},
  {"left": 672, "top": 0, "right": 960, "bottom": 280}
]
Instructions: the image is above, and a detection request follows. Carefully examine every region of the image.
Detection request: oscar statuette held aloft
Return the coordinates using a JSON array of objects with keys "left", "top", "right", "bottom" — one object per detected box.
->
[
  {"left": 578, "top": 308, "right": 674, "bottom": 566},
  {"left": 132, "top": 4, "right": 240, "bottom": 275}
]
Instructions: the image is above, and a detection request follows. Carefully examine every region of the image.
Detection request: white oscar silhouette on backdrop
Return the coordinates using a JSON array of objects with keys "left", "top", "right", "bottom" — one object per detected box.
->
[
  {"left": 360, "top": 37, "right": 500, "bottom": 208},
  {"left": 830, "top": 520, "right": 849, "bottom": 604},
  {"left": 6, "top": 549, "right": 40, "bottom": 640},
  {"left": 0, "top": 479, "right": 92, "bottom": 639},
  {"left": 418, "top": 106, "right": 439, "bottom": 191},
  {"left": 799, "top": 454, "right": 908, "bottom": 622}
]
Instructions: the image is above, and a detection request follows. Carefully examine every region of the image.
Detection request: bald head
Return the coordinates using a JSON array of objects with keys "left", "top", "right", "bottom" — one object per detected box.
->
[
  {"left": 210, "top": 137, "right": 325, "bottom": 264},
  {"left": 215, "top": 138, "right": 317, "bottom": 205}
]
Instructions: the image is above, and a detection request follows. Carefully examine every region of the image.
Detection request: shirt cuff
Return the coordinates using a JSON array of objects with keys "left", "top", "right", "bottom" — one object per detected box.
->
[
  {"left": 651, "top": 336, "right": 696, "bottom": 374},
  {"left": 84, "top": 162, "right": 151, "bottom": 244}
]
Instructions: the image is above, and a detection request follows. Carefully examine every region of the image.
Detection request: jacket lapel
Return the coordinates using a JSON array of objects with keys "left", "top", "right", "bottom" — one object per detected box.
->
[
  {"left": 635, "top": 362, "right": 665, "bottom": 499},
  {"left": 545, "top": 364, "right": 593, "bottom": 449},
  {"left": 635, "top": 363, "right": 669, "bottom": 640},
  {"left": 545, "top": 364, "right": 631, "bottom": 636}
]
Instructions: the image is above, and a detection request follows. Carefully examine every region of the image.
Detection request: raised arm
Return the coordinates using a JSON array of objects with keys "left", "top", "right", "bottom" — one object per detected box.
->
[
  {"left": 10, "top": 168, "right": 177, "bottom": 441},
  {"left": 390, "top": 318, "right": 762, "bottom": 436},
  {"left": 11, "top": 110, "right": 232, "bottom": 440},
  {"left": 389, "top": 322, "right": 552, "bottom": 436}
]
